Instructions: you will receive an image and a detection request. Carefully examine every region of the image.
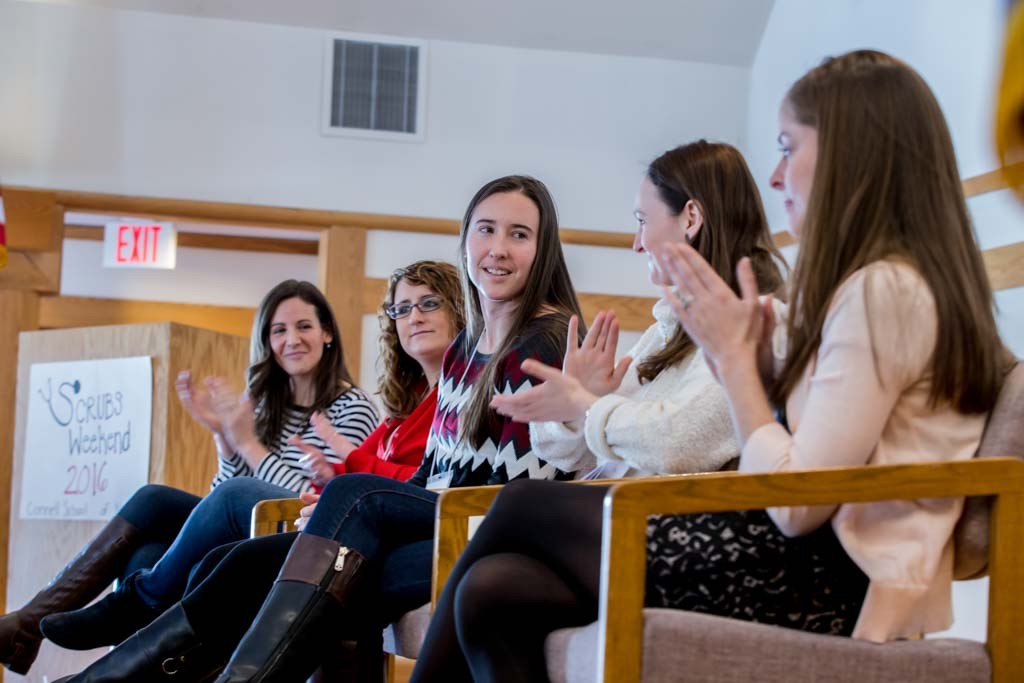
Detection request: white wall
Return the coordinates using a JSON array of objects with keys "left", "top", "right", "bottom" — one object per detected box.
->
[
  {"left": 745, "top": 0, "right": 1022, "bottom": 642},
  {"left": 1, "top": 0, "right": 743, "bottom": 391},
  {"left": 0, "top": 0, "right": 749, "bottom": 230}
]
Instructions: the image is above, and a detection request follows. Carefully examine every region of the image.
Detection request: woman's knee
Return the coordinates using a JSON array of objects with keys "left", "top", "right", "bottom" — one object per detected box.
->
[
  {"left": 119, "top": 484, "right": 198, "bottom": 525},
  {"left": 320, "top": 473, "right": 408, "bottom": 512},
  {"left": 453, "top": 555, "right": 517, "bottom": 631}
]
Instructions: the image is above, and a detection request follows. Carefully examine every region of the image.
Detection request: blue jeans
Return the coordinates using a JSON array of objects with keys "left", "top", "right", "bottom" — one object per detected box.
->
[
  {"left": 132, "top": 477, "right": 295, "bottom": 608},
  {"left": 303, "top": 473, "right": 437, "bottom": 616}
]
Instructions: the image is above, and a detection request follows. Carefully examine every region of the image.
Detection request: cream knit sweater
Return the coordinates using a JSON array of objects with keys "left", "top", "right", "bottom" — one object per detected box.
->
[{"left": 530, "top": 298, "right": 737, "bottom": 477}]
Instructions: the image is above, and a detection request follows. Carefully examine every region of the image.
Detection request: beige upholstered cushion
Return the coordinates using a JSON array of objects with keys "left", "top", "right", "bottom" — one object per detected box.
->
[
  {"left": 953, "top": 362, "right": 1024, "bottom": 579},
  {"left": 383, "top": 603, "right": 431, "bottom": 659},
  {"left": 545, "top": 609, "right": 989, "bottom": 683}
]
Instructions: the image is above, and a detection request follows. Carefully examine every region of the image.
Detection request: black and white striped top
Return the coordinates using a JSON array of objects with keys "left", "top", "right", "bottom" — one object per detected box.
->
[{"left": 211, "top": 387, "right": 379, "bottom": 493}]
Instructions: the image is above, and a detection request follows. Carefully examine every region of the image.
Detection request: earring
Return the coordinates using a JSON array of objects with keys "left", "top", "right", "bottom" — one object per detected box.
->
[{"left": 326, "top": 342, "right": 333, "bottom": 349}]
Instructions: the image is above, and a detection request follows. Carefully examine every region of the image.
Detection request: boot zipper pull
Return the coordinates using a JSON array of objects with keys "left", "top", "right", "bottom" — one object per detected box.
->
[{"left": 335, "top": 546, "right": 350, "bottom": 572}]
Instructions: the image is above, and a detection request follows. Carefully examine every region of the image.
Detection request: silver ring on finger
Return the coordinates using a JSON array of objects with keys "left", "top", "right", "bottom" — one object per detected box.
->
[{"left": 679, "top": 293, "right": 696, "bottom": 311}]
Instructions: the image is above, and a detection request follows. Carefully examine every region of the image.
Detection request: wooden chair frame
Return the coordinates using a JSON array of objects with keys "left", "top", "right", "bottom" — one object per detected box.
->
[{"left": 253, "top": 458, "right": 1024, "bottom": 682}]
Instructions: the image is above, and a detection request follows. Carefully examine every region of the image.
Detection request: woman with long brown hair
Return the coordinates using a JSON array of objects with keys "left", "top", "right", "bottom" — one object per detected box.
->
[
  {"left": 491, "top": 141, "right": 784, "bottom": 479},
  {"left": 0, "top": 280, "right": 379, "bottom": 674},
  {"left": 408, "top": 50, "right": 1008, "bottom": 682},
  {"left": 54, "top": 176, "right": 586, "bottom": 681}
]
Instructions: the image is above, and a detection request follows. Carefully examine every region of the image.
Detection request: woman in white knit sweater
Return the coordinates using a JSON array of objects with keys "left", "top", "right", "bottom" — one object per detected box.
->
[{"left": 491, "top": 140, "right": 785, "bottom": 478}]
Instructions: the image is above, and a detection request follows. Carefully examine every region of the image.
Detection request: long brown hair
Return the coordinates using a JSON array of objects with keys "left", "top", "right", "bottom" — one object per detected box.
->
[
  {"left": 637, "top": 141, "right": 785, "bottom": 383},
  {"left": 457, "top": 175, "right": 584, "bottom": 448},
  {"left": 773, "top": 50, "right": 1004, "bottom": 413},
  {"left": 377, "top": 261, "right": 465, "bottom": 419},
  {"left": 247, "top": 280, "right": 356, "bottom": 445}
]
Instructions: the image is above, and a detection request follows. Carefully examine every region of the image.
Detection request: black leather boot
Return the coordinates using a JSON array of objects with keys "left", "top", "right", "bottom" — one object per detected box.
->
[
  {"left": 52, "top": 603, "right": 225, "bottom": 683},
  {"left": 215, "top": 533, "right": 371, "bottom": 682},
  {"left": 0, "top": 515, "right": 142, "bottom": 674},
  {"left": 41, "top": 572, "right": 162, "bottom": 649}
]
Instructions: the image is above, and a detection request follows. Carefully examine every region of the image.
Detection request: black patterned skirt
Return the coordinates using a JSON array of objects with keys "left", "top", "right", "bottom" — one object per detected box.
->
[{"left": 644, "top": 510, "right": 869, "bottom": 636}]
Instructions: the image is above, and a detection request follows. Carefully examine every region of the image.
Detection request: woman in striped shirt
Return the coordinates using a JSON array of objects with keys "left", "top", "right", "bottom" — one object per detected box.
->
[{"left": 0, "top": 280, "right": 377, "bottom": 674}]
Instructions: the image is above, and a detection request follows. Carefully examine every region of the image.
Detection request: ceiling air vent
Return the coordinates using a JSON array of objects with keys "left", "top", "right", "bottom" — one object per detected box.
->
[{"left": 322, "top": 34, "right": 427, "bottom": 142}]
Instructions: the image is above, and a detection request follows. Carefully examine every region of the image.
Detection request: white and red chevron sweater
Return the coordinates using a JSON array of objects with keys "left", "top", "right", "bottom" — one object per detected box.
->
[{"left": 408, "top": 316, "right": 576, "bottom": 489}]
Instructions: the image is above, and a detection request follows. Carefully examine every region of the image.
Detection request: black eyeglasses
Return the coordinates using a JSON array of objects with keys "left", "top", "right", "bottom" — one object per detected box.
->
[{"left": 385, "top": 296, "right": 445, "bottom": 320}]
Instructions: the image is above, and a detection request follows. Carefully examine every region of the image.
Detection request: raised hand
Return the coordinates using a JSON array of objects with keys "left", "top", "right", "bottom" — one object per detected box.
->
[
  {"left": 175, "top": 370, "right": 223, "bottom": 435},
  {"left": 294, "top": 491, "right": 320, "bottom": 531},
  {"left": 309, "top": 411, "right": 357, "bottom": 460},
  {"left": 289, "top": 435, "right": 335, "bottom": 488},
  {"left": 655, "top": 243, "right": 763, "bottom": 378},
  {"left": 206, "top": 377, "right": 262, "bottom": 461},
  {"left": 565, "top": 312, "right": 633, "bottom": 398},
  {"left": 490, "top": 313, "right": 631, "bottom": 425}
]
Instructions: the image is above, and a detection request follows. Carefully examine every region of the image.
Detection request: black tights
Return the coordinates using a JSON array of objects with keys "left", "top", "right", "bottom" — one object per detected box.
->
[{"left": 411, "top": 480, "right": 607, "bottom": 683}]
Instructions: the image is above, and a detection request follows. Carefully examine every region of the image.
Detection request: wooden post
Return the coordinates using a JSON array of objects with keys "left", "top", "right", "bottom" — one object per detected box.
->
[
  {"left": 317, "top": 226, "right": 367, "bottom": 383},
  {"left": 0, "top": 292, "right": 39, "bottom": 627},
  {"left": 2, "top": 189, "right": 63, "bottom": 252}
]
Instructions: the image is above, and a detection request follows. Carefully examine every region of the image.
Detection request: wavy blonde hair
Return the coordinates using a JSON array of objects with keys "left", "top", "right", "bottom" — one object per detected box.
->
[{"left": 377, "top": 261, "right": 465, "bottom": 419}]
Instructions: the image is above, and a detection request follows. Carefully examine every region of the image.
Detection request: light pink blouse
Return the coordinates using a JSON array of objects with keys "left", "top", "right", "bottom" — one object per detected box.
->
[{"left": 740, "top": 261, "right": 986, "bottom": 642}]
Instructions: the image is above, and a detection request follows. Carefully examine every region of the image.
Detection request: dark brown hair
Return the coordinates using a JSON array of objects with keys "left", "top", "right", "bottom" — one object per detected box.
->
[
  {"left": 377, "top": 261, "right": 465, "bottom": 419},
  {"left": 247, "top": 280, "right": 356, "bottom": 445},
  {"left": 457, "top": 175, "right": 584, "bottom": 447},
  {"left": 773, "top": 50, "right": 1005, "bottom": 413},
  {"left": 637, "top": 141, "right": 786, "bottom": 383}
]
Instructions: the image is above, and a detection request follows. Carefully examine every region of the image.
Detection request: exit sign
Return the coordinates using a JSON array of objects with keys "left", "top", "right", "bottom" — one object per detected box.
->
[{"left": 103, "top": 222, "right": 177, "bottom": 269}]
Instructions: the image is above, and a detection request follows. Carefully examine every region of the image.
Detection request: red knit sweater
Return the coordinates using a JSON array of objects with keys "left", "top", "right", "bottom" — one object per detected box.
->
[{"left": 322, "top": 386, "right": 438, "bottom": 484}]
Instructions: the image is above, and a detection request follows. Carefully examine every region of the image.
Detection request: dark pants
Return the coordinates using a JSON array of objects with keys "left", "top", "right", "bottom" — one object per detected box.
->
[
  {"left": 174, "top": 473, "right": 440, "bottom": 653},
  {"left": 410, "top": 479, "right": 869, "bottom": 683},
  {"left": 116, "top": 479, "right": 295, "bottom": 608}
]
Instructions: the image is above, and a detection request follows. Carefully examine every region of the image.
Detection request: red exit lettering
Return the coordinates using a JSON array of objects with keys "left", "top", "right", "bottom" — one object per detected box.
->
[{"left": 115, "top": 225, "right": 163, "bottom": 263}]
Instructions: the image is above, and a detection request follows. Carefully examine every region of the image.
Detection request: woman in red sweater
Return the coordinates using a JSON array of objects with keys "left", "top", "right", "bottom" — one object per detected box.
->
[
  {"left": 38, "top": 260, "right": 465, "bottom": 661},
  {"left": 292, "top": 259, "right": 466, "bottom": 519}
]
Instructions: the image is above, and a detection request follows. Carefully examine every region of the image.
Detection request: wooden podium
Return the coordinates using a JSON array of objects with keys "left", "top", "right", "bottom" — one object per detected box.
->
[{"left": 6, "top": 323, "right": 248, "bottom": 681}]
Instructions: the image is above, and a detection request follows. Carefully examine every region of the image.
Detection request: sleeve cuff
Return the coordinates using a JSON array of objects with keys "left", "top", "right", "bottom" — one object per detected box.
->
[{"left": 583, "top": 393, "right": 630, "bottom": 463}]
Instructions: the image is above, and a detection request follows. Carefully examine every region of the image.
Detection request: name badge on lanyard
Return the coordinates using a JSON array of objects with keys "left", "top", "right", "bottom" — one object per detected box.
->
[{"left": 426, "top": 470, "right": 454, "bottom": 491}]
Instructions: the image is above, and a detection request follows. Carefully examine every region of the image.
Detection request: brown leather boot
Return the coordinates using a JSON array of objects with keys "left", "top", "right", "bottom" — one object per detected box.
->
[
  {"left": 215, "top": 533, "right": 371, "bottom": 682},
  {"left": 0, "top": 515, "right": 142, "bottom": 674}
]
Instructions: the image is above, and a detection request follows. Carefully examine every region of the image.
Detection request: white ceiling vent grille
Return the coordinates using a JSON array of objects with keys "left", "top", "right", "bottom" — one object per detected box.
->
[{"left": 322, "top": 34, "right": 427, "bottom": 142}]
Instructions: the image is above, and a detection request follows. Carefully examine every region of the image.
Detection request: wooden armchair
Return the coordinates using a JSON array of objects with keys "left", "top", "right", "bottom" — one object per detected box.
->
[
  {"left": 248, "top": 478, "right": 630, "bottom": 682},
  {"left": 251, "top": 459, "right": 1024, "bottom": 682},
  {"left": 430, "top": 459, "right": 1024, "bottom": 683}
]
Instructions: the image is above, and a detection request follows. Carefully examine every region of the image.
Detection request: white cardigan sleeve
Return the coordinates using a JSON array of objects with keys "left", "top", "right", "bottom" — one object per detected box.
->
[{"left": 581, "top": 349, "right": 738, "bottom": 474}]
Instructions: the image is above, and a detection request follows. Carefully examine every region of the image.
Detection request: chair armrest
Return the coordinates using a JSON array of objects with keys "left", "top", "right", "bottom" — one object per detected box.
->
[
  {"left": 251, "top": 497, "right": 305, "bottom": 537},
  {"left": 431, "top": 477, "right": 638, "bottom": 605},
  {"left": 596, "top": 457, "right": 1024, "bottom": 683}
]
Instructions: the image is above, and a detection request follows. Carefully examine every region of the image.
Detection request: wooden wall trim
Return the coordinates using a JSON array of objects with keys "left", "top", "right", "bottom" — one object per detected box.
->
[
  {"left": 0, "top": 291, "right": 40, "bottom": 616},
  {"left": 38, "top": 290, "right": 662, "bottom": 336},
  {"left": 0, "top": 250, "right": 61, "bottom": 293},
  {"left": 3, "top": 165, "right": 1011, "bottom": 255},
  {"left": 37, "top": 232, "right": 1024, "bottom": 344},
  {"left": 38, "top": 296, "right": 254, "bottom": 339},
  {"left": 963, "top": 162, "right": 1024, "bottom": 199},
  {"left": 318, "top": 227, "right": 367, "bottom": 380},
  {"left": 1, "top": 188, "right": 63, "bottom": 251},
  {"left": 984, "top": 241, "right": 1024, "bottom": 292}
]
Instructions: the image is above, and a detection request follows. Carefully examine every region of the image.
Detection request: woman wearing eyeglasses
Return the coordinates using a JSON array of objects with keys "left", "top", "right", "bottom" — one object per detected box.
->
[
  {"left": 55, "top": 176, "right": 584, "bottom": 682},
  {"left": 32, "top": 263, "right": 464, "bottom": 664}
]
